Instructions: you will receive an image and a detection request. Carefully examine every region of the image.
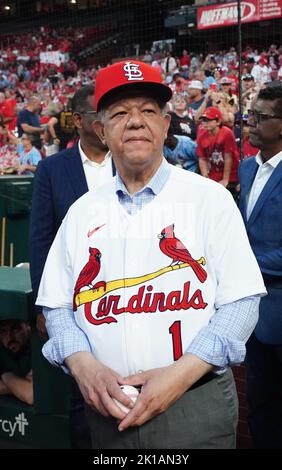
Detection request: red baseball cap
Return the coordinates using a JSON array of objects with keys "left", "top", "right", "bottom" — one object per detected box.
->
[
  {"left": 259, "top": 57, "right": 267, "bottom": 66},
  {"left": 94, "top": 60, "right": 172, "bottom": 111},
  {"left": 202, "top": 107, "right": 222, "bottom": 120}
]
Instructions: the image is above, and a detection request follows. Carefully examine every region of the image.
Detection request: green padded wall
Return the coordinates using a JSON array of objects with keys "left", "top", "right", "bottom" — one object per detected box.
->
[
  {"left": 0, "top": 397, "right": 70, "bottom": 448},
  {"left": 0, "top": 175, "right": 33, "bottom": 266},
  {"left": 0, "top": 267, "right": 72, "bottom": 448},
  {"left": 0, "top": 267, "right": 34, "bottom": 321}
]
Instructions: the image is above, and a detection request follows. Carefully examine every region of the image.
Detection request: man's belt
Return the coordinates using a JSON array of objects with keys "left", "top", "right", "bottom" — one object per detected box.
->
[{"left": 188, "top": 372, "right": 216, "bottom": 391}]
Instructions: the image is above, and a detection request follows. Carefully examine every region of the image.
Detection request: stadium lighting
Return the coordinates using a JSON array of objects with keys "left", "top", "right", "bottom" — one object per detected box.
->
[{"left": 4, "top": 5, "right": 11, "bottom": 10}]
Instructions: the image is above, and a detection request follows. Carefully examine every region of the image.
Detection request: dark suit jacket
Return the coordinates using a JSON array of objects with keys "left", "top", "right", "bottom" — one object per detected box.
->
[
  {"left": 239, "top": 156, "right": 282, "bottom": 343},
  {"left": 30, "top": 144, "right": 116, "bottom": 302}
]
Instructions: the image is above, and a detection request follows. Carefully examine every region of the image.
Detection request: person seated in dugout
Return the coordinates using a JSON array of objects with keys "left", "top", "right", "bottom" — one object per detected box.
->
[{"left": 0, "top": 319, "right": 33, "bottom": 405}]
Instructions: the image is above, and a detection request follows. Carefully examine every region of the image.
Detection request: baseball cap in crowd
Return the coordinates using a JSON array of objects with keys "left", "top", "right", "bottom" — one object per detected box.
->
[
  {"left": 201, "top": 107, "right": 223, "bottom": 121},
  {"left": 220, "top": 77, "right": 232, "bottom": 85},
  {"left": 165, "top": 75, "right": 173, "bottom": 84},
  {"left": 259, "top": 57, "right": 268, "bottom": 66},
  {"left": 94, "top": 60, "right": 172, "bottom": 111},
  {"left": 242, "top": 74, "right": 254, "bottom": 81},
  {"left": 188, "top": 80, "right": 203, "bottom": 90}
]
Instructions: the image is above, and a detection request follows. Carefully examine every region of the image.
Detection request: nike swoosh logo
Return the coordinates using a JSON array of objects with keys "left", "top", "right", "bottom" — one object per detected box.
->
[{"left": 87, "top": 223, "right": 106, "bottom": 238}]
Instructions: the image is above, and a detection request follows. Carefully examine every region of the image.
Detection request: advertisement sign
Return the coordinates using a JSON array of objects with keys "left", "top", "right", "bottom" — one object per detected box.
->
[
  {"left": 39, "top": 51, "right": 68, "bottom": 67},
  {"left": 197, "top": 0, "right": 282, "bottom": 29}
]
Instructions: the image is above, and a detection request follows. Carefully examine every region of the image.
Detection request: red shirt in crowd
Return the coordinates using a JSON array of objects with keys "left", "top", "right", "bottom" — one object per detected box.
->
[
  {"left": 180, "top": 55, "right": 191, "bottom": 67},
  {"left": 0, "top": 98, "right": 17, "bottom": 130},
  {"left": 243, "top": 138, "right": 259, "bottom": 159},
  {"left": 197, "top": 125, "right": 239, "bottom": 183}
]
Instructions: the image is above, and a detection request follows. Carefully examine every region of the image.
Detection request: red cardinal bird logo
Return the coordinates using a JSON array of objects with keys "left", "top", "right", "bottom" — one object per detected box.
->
[
  {"left": 73, "top": 247, "right": 106, "bottom": 311},
  {"left": 158, "top": 224, "right": 207, "bottom": 283}
]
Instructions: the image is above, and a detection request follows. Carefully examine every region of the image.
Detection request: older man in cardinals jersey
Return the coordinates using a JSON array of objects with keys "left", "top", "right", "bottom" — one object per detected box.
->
[{"left": 36, "top": 61, "right": 266, "bottom": 449}]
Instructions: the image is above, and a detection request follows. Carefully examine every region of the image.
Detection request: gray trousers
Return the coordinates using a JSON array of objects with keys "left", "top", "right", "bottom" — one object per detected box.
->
[{"left": 85, "top": 369, "right": 238, "bottom": 449}]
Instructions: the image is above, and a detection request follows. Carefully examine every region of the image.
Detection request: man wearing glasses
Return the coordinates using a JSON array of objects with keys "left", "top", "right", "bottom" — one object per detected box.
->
[
  {"left": 7, "top": 131, "right": 41, "bottom": 175},
  {"left": 30, "top": 84, "right": 115, "bottom": 448},
  {"left": 239, "top": 86, "right": 282, "bottom": 449}
]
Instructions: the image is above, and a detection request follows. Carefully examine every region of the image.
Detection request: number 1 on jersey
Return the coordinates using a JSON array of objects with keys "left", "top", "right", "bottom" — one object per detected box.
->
[{"left": 169, "top": 321, "right": 183, "bottom": 361}]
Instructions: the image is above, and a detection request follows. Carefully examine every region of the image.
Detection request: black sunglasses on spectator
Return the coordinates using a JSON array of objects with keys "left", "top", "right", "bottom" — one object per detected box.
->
[
  {"left": 248, "top": 109, "right": 282, "bottom": 123},
  {"left": 201, "top": 117, "right": 218, "bottom": 122}
]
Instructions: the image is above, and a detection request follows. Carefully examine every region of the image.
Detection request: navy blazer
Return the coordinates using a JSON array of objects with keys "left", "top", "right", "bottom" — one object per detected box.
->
[
  {"left": 239, "top": 156, "right": 282, "bottom": 343},
  {"left": 30, "top": 144, "right": 116, "bottom": 301}
]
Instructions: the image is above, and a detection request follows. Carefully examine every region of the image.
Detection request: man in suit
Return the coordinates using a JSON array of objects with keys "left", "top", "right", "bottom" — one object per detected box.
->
[
  {"left": 30, "top": 84, "right": 115, "bottom": 448},
  {"left": 239, "top": 85, "right": 282, "bottom": 448}
]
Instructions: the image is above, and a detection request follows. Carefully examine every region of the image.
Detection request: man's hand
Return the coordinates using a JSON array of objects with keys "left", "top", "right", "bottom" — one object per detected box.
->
[
  {"left": 1, "top": 371, "right": 34, "bottom": 405},
  {"left": 17, "top": 165, "right": 27, "bottom": 174},
  {"left": 219, "top": 179, "right": 228, "bottom": 187},
  {"left": 117, "top": 365, "right": 188, "bottom": 431},
  {"left": 118, "top": 354, "right": 213, "bottom": 431},
  {"left": 0, "top": 378, "right": 11, "bottom": 395},
  {"left": 36, "top": 313, "right": 49, "bottom": 342},
  {"left": 65, "top": 352, "right": 134, "bottom": 420}
]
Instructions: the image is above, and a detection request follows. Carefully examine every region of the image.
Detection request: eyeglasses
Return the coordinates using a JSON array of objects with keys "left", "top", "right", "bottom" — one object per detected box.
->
[
  {"left": 248, "top": 109, "right": 282, "bottom": 123},
  {"left": 201, "top": 117, "right": 218, "bottom": 122}
]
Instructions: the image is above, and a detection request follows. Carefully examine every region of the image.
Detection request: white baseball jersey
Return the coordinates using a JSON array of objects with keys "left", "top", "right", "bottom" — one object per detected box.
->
[{"left": 37, "top": 166, "right": 266, "bottom": 377}]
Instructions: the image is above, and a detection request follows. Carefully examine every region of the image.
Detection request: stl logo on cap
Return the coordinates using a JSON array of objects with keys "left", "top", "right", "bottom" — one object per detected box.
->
[
  {"left": 94, "top": 59, "right": 172, "bottom": 111},
  {"left": 124, "top": 62, "right": 144, "bottom": 81}
]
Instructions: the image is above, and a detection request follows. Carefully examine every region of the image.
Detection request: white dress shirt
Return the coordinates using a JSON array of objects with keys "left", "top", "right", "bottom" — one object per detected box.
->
[
  {"left": 251, "top": 64, "right": 271, "bottom": 86},
  {"left": 246, "top": 150, "right": 282, "bottom": 220},
  {"left": 79, "top": 140, "right": 113, "bottom": 190}
]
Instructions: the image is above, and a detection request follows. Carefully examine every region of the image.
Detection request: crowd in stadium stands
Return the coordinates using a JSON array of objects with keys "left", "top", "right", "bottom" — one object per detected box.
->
[{"left": 0, "top": 27, "right": 281, "bottom": 195}]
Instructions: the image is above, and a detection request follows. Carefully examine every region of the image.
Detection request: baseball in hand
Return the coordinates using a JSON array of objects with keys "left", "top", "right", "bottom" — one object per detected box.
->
[{"left": 113, "top": 385, "right": 139, "bottom": 414}]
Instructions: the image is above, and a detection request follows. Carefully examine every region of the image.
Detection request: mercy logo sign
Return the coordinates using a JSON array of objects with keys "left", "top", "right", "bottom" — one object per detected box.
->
[{"left": 0, "top": 413, "right": 29, "bottom": 437}]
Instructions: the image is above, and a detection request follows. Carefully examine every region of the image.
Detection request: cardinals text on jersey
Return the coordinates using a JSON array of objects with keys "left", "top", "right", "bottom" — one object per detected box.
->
[{"left": 73, "top": 223, "right": 208, "bottom": 325}]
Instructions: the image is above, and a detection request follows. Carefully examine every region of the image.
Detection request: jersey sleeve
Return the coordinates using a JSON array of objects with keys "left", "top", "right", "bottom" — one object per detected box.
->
[
  {"left": 36, "top": 210, "right": 76, "bottom": 309},
  {"left": 207, "top": 187, "right": 266, "bottom": 307}
]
